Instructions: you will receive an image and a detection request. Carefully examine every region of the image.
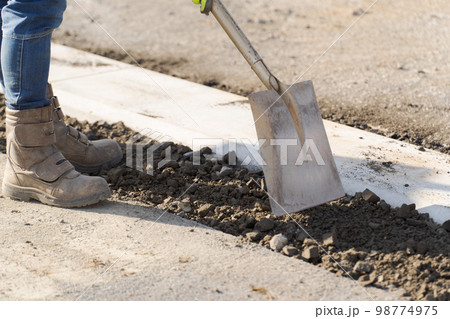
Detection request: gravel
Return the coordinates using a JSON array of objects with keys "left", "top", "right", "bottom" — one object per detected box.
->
[
  {"left": 302, "top": 246, "right": 320, "bottom": 262},
  {"left": 270, "top": 234, "right": 288, "bottom": 252},
  {"left": 255, "top": 218, "right": 275, "bottom": 232},
  {"left": 353, "top": 261, "right": 374, "bottom": 274},
  {"left": 282, "top": 246, "right": 299, "bottom": 257},
  {"left": 443, "top": 220, "right": 450, "bottom": 232},
  {"left": 362, "top": 189, "right": 380, "bottom": 204}
]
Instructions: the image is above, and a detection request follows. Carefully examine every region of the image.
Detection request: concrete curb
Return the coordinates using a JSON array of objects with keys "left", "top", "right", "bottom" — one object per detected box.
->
[{"left": 46, "top": 44, "right": 450, "bottom": 224}]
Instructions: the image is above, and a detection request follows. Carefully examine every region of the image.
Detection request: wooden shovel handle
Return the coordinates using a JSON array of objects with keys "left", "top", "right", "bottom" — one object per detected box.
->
[{"left": 210, "top": 0, "right": 282, "bottom": 93}]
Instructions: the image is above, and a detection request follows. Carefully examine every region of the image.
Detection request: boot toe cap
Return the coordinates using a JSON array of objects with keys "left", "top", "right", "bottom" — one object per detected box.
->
[
  {"left": 90, "top": 139, "right": 123, "bottom": 166},
  {"left": 54, "top": 174, "right": 111, "bottom": 199}
]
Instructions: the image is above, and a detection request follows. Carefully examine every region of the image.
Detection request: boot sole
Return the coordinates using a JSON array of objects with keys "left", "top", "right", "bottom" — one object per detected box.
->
[
  {"left": 70, "top": 154, "right": 123, "bottom": 174},
  {"left": 2, "top": 182, "right": 111, "bottom": 208}
]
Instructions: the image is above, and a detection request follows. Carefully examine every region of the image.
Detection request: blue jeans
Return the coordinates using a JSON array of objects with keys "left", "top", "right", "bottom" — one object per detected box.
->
[{"left": 0, "top": 0, "right": 66, "bottom": 110}]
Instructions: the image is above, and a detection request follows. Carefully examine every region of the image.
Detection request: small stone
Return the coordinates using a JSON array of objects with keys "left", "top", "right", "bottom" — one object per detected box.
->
[
  {"left": 176, "top": 145, "right": 192, "bottom": 155},
  {"left": 362, "top": 189, "right": 380, "bottom": 203},
  {"left": 282, "top": 246, "right": 299, "bottom": 257},
  {"left": 443, "top": 220, "right": 450, "bottom": 232},
  {"left": 322, "top": 232, "right": 337, "bottom": 247},
  {"left": 297, "top": 231, "right": 308, "bottom": 243},
  {"left": 235, "top": 169, "right": 248, "bottom": 179},
  {"left": 418, "top": 147, "right": 426, "bottom": 152},
  {"left": 178, "top": 200, "right": 192, "bottom": 213},
  {"left": 353, "top": 261, "right": 374, "bottom": 274},
  {"left": 396, "top": 204, "right": 412, "bottom": 219},
  {"left": 437, "top": 228, "right": 447, "bottom": 236},
  {"left": 342, "top": 249, "right": 359, "bottom": 263},
  {"left": 381, "top": 161, "right": 392, "bottom": 168},
  {"left": 107, "top": 167, "right": 126, "bottom": 184},
  {"left": 197, "top": 204, "right": 215, "bottom": 217},
  {"left": 303, "top": 238, "right": 317, "bottom": 246},
  {"left": 246, "top": 231, "right": 262, "bottom": 242},
  {"left": 255, "top": 218, "right": 275, "bottom": 232},
  {"left": 200, "top": 147, "right": 212, "bottom": 155},
  {"left": 261, "top": 235, "right": 272, "bottom": 244},
  {"left": 219, "top": 166, "right": 234, "bottom": 178},
  {"left": 379, "top": 200, "right": 391, "bottom": 213},
  {"left": 406, "top": 238, "right": 416, "bottom": 250},
  {"left": 250, "top": 189, "right": 265, "bottom": 198},
  {"left": 416, "top": 241, "right": 428, "bottom": 254},
  {"left": 223, "top": 151, "right": 238, "bottom": 166},
  {"left": 302, "top": 246, "right": 320, "bottom": 261},
  {"left": 239, "top": 186, "right": 250, "bottom": 195},
  {"left": 388, "top": 132, "right": 400, "bottom": 139},
  {"left": 211, "top": 172, "right": 221, "bottom": 181},
  {"left": 183, "top": 151, "right": 193, "bottom": 160},
  {"left": 255, "top": 201, "right": 271, "bottom": 212},
  {"left": 269, "top": 234, "right": 288, "bottom": 251},
  {"left": 245, "top": 217, "right": 257, "bottom": 228}
]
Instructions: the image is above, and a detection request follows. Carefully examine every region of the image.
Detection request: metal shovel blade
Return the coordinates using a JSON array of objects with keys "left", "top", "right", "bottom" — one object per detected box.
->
[{"left": 248, "top": 81, "right": 345, "bottom": 216}]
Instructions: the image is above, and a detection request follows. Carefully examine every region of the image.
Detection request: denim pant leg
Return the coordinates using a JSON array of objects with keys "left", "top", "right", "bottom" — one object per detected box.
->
[
  {"left": 1, "top": 0, "right": 67, "bottom": 110},
  {"left": 0, "top": 0, "right": 7, "bottom": 89}
]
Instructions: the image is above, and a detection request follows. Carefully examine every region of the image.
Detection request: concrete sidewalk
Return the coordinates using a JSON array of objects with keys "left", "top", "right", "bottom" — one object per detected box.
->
[
  {"left": 0, "top": 155, "right": 403, "bottom": 301},
  {"left": 47, "top": 44, "right": 450, "bottom": 224}
]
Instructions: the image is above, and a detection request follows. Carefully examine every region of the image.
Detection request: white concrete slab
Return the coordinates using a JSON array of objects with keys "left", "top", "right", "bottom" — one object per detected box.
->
[{"left": 48, "top": 44, "right": 450, "bottom": 224}]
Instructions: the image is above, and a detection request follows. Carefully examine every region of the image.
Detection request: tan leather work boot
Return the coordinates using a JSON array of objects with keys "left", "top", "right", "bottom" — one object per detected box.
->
[
  {"left": 2, "top": 105, "right": 111, "bottom": 208},
  {"left": 47, "top": 84, "right": 122, "bottom": 173}
]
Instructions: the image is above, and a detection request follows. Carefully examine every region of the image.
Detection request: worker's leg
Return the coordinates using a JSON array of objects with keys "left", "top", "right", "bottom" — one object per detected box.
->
[
  {"left": 1, "top": 0, "right": 111, "bottom": 207},
  {"left": 1, "top": 0, "right": 121, "bottom": 175},
  {"left": 1, "top": 0, "right": 66, "bottom": 110}
]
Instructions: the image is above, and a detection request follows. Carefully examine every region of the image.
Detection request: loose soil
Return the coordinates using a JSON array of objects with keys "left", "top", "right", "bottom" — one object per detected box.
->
[{"left": 2, "top": 98, "right": 448, "bottom": 301}]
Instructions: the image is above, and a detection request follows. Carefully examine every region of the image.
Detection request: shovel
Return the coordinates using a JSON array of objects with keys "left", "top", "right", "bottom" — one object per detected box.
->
[{"left": 197, "top": 0, "right": 345, "bottom": 215}]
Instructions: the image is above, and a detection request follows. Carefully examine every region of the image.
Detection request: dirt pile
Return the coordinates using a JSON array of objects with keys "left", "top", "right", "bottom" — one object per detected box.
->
[
  {"left": 72, "top": 116, "right": 450, "bottom": 301},
  {"left": 0, "top": 100, "right": 449, "bottom": 301}
]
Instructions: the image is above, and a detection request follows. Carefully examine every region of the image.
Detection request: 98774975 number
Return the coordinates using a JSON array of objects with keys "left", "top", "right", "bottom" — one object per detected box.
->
[{"left": 375, "top": 306, "right": 438, "bottom": 316}]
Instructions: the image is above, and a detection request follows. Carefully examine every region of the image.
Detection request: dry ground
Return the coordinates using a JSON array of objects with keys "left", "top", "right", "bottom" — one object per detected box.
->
[
  {"left": 53, "top": 0, "right": 449, "bottom": 153},
  {"left": 3, "top": 104, "right": 446, "bottom": 300}
]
